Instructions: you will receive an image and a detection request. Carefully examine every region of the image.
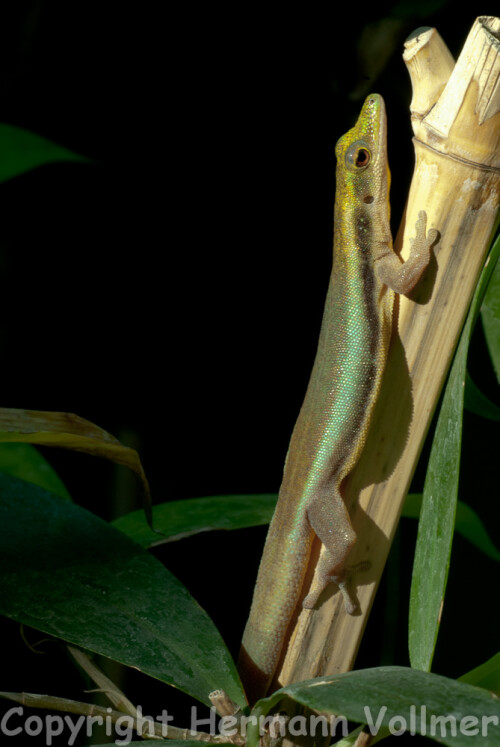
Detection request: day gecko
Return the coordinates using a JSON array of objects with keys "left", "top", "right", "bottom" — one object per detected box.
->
[{"left": 238, "top": 93, "right": 437, "bottom": 703}]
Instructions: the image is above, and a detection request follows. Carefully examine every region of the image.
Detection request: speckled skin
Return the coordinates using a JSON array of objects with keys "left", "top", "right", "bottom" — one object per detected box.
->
[{"left": 238, "top": 94, "right": 436, "bottom": 703}]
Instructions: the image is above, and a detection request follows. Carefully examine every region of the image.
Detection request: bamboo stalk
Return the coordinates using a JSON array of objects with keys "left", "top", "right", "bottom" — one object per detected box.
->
[
  {"left": 275, "top": 16, "right": 500, "bottom": 690},
  {"left": 67, "top": 645, "right": 138, "bottom": 718},
  {"left": 0, "top": 690, "right": 241, "bottom": 743}
]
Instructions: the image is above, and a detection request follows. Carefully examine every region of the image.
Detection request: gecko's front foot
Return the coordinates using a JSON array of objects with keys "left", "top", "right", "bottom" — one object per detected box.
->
[{"left": 412, "top": 210, "right": 439, "bottom": 253}]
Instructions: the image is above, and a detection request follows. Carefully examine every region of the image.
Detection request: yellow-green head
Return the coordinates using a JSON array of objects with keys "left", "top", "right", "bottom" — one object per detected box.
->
[{"left": 334, "top": 93, "right": 391, "bottom": 230}]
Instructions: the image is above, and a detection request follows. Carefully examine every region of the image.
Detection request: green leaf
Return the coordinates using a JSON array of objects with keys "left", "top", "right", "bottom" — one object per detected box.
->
[
  {"left": 409, "top": 235, "right": 500, "bottom": 673},
  {"left": 0, "top": 443, "right": 70, "bottom": 499},
  {"left": 334, "top": 726, "right": 374, "bottom": 747},
  {"left": 464, "top": 372, "right": 500, "bottom": 421},
  {"left": 252, "top": 667, "right": 500, "bottom": 747},
  {"left": 0, "top": 123, "right": 90, "bottom": 183},
  {"left": 113, "top": 493, "right": 277, "bottom": 547},
  {"left": 0, "top": 473, "right": 245, "bottom": 707},
  {"left": 481, "top": 240, "right": 500, "bottom": 384},
  {"left": 460, "top": 653, "right": 500, "bottom": 697},
  {"left": 91, "top": 743, "right": 229, "bottom": 747},
  {"left": 403, "top": 494, "right": 500, "bottom": 563},
  {"left": 0, "top": 407, "right": 152, "bottom": 524}
]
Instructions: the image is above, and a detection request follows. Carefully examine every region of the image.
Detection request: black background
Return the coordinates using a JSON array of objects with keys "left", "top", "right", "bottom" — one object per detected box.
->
[{"left": 0, "top": 4, "right": 498, "bottom": 745}]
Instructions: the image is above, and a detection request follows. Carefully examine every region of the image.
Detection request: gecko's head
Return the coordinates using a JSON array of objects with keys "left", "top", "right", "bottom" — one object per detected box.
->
[{"left": 335, "top": 93, "right": 390, "bottom": 205}]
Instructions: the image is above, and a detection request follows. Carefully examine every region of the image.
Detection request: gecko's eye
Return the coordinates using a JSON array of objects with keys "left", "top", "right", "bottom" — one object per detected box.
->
[{"left": 345, "top": 140, "right": 371, "bottom": 171}]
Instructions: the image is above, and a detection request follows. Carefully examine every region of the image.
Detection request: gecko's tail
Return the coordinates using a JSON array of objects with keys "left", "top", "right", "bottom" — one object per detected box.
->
[{"left": 237, "top": 644, "right": 273, "bottom": 706}]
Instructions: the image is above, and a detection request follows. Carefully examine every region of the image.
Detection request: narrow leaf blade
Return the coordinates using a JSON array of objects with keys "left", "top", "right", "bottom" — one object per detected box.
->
[
  {"left": 460, "top": 652, "right": 500, "bottom": 696},
  {"left": 481, "top": 241, "right": 500, "bottom": 384},
  {"left": 409, "top": 237, "right": 500, "bottom": 672},
  {"left": 113, "top": 494, "right": 277, "bottom": 547},
  {"left": 403, "top": 494, "right": 500, "bottom": 563},
  {"left": 464, "top": 373, "right": 500, "bottom": 421},
  {"left": 0, "top": 123, "right": 90, "bottom": 183}
]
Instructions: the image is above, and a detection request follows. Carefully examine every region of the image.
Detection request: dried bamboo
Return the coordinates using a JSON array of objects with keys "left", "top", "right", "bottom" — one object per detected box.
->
[{"left": 275, "top": 16, "right": 500, "bottom": 691}]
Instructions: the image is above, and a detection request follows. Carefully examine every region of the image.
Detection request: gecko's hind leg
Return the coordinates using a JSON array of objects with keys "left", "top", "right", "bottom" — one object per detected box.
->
[{"left": 303, "top": 491, "right": 358, "bottom": 614}]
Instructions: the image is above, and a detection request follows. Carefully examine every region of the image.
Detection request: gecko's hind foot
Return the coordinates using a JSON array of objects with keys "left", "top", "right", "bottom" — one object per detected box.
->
[
  {"left": 302, "top": 574, "right": 360, "bottom": 615},
  {"left": 335, "top": 577, "right": 359, "bottom": 615},
  {"left": 302, "top": 587, "right": 321, "bottom": 610}
]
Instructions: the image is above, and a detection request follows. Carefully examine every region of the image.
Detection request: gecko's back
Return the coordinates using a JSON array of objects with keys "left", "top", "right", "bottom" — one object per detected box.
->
[{"left": 239, "top": 95, "right": 396, "bottom": 703}]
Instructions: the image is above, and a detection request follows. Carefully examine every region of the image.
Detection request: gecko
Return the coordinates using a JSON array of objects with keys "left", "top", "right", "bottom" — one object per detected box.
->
[{"left": 238, "top": 93, "right": 438, "bottom": 703}]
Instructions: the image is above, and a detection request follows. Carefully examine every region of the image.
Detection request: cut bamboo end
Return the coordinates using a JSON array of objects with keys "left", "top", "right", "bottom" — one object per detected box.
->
[
  {"left": 411, "top": 16, "right": 500, "bottom": 166},
  {"left": 276, "top": 15, "right": 500, "bottom": 694},
  {"left": 403, "top": 26, "right": 455, "bottom": 120}
]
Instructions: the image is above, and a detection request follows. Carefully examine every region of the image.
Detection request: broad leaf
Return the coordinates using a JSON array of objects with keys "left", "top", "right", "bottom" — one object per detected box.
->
[
  {"left": 113, "top": 493, "right": 277, "bottom": 547},
  {"left": 251, "top": 667, "right": 500, "bottom": 747},
  {"left": 0, "top": 123, "right": 89, "bottom": 183},
  {"left": 0, "top": 408, "right": 151, "bottom": 522},
  {"left": 409, "top": 236, "right": 500, "bottom": 672},
  {"left": 0, "top": 442, "right": 70, "bottom": 499},
  {"left": 0, "top": 473, "right": 245, "bottom": 707}
]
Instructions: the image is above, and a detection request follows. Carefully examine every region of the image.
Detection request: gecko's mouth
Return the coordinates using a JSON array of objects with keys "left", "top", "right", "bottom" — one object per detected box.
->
[
  {"left": 362, "top": 93, "right": 390, "bottom": 198},
  {"left": 376, "top": 97, "right": 387, "bottom": 158},
  {"left": 363, "top": 93, "right": 387, "bottom": 166}
]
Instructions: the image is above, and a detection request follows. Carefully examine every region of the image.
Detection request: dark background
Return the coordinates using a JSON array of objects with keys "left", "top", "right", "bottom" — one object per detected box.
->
[{"left": 0, "top": 4, "right": 498, "bottom": 744}]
